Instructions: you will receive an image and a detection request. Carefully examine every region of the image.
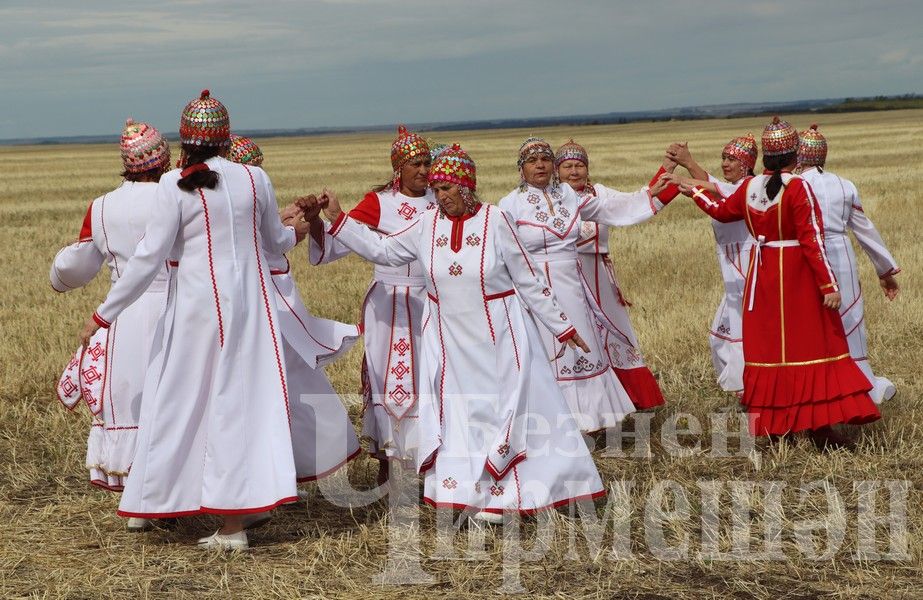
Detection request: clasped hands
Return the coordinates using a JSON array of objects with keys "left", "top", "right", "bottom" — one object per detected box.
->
[{"left": 279, "top": 189, "right": 345, "bottom": 243}]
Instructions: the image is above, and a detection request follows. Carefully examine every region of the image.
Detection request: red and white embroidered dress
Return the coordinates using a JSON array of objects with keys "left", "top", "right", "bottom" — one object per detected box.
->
[
  {"left": 573, "top": 171, "right": 671, "bottom": 409},
  {"left": 93, "top": 158, "right": 299, "bottom": 518},
  {"left": 499, "top": 181, "right": 663, "bottom": 431},
  {"left": 327, "top": 204, "right": 604, "bottom": 514},
  {"left": 800, "top": 167, "right": 899, "bottom": 403},
  {"left": 267, "top": 253, "right": 362, "bottom": 481},
  {"left": 309, "top": 189, "right": 436, "bottom": 461},
  {"left": 690, "top": 172, "right": 880, "bottom": 435},
  {"left": 52, "top": 181, "right": 168, "bottom": 491}
]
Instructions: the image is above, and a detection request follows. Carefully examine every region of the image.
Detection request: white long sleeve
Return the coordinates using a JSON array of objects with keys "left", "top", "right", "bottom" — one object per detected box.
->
[
  {"left": 577, "top": 184, "right": 655, "bottom": 227},
  {"left": 495, "top": 210, "right": 574, "bottom": 340},
  {"left": 308, "top": 229, "right": 352, "bottom": 265},
  {"left": 94, "top": 183, "right": 180, "bottom": 325},
  {"left": 51, "top": 240, "right": 104, "bottom": 292},
  {"left": 258, "top": 173, "right": 297, "bottom": 257},
  {"left": 845, "top": 181, "right": 899, "bottom": 277},
  {"left": 328, "top": 213, "right": 421, "bottom": 268}
]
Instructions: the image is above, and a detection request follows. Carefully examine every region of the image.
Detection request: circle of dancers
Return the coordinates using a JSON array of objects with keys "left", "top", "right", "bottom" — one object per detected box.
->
[{"left": 52, "top": 90, "right": 899, "bottom": 550}]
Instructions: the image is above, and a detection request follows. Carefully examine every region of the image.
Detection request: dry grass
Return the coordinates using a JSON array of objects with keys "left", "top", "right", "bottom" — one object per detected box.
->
[{"left": 0, "top": 110, "right": 920, "bottom": 599}]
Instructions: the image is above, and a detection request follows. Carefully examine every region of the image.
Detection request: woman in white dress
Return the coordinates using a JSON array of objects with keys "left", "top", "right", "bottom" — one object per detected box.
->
[
  {"left": 309, "top": 145, "right": 605, "bottom": 520},
  {"left": 498, "top": 138, "right": 670, "bottom": 433},
  {"left": 307, "top": 126, "right": 435, "bottom": 485},
  {"left": 666, "top": 135, "right": 759, "bottom": 394},
  {"left": 797, "top": 125, "right": 899, "bottom": 402},
  {"left": 555, "top": 139, "right": 674, "bottom": 409},
  {"left": 227, "top": 134, "right": 362, "bottom": 482},
  {"left": 78, "top": 91, "right": 310, "bottom": 550},
  {"left": 53, "top": 119, "right": 171, "bottom": 512}
]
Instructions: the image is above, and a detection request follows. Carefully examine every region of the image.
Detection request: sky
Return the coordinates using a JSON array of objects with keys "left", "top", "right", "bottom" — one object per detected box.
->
[{"left": 1, "top": 0, "right": 921, "bottom": 140}]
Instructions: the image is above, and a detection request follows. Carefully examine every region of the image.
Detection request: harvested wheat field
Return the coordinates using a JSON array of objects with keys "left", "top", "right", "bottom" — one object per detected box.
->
[{"left": 1, "top": 110, "right": 921, "bottom": 599}]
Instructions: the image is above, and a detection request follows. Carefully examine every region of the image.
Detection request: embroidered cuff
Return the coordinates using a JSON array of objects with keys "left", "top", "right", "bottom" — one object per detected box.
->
[
  {"left": 557, "top": 326, "right": 577, "bottom": 343},
  {"left": 879, "top": 267, "right": 900, "bottom": 278},
  {"left": 819, "top": 283, "right": 839, "bottom": 292},
  {"left": 92, "top": 311, "right": 111, "bottom": 329},
  {"left": 327, "top": 212, "right": 348, "bottom": 236}
]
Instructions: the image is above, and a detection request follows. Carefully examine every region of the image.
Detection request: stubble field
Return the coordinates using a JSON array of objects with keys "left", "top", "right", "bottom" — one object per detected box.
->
[{"left": 0, "top": 110, "right": 921, "bottom": 599}]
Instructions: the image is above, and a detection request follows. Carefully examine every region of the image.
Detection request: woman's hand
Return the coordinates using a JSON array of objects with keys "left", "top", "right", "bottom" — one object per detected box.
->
[
  {"left": 318, "top": 188, "right": 341, "bottom": 223},
  {"left": 649, "top": 173, "right": 671, "bottom": 196},
  {"left": 79, "top": 318, "right": 100, "bottom": 348},
  {"left": 823, "top": 291, "right": 841, "bottom": 310},
  {"left": 566, "top": 332, "right": 591, "bottom": 353},
  {"left": 879, "top": 274, "right": 899, "bottom": 300},
  {"left": 667, "top": 142, "right": 693, "bottom": 168}
]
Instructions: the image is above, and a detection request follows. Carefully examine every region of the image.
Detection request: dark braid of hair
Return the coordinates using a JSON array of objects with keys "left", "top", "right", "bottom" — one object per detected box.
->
[
  {"left": 177, "top": 143, "right": 221, "bottom": 192},
  {"left": 763, "top": 151, "right": 797, "bottom": 199}
]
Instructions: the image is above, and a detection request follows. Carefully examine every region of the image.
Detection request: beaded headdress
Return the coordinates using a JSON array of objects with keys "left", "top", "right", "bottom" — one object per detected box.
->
[
  {"left": 120, "top": 118, "right": 170, "bottom": 174},
  {"left": 227, "top": 134, "right": 264, "bottom": 167},
  {"left": 429, "top": 144, "right": 476, "bottom": 191},
  {"left": 761, "top": 116, "right": 799, "bottom": 157},
  {"left": 722, "top": 133, "right": 758, "bottom": 171},
  {"left": 180, "top": 90, "right": 230, "bottom": 148},
  {"left": 798, "top": 124, "right": 827, "bottom": 168},
  {"left": 554, "top": 139, "right": 589, "bottom": 168},
  {"left": 518, "top": 137, "right": 555, "bottom": 168},
  {"left": 389, "top": 125, "right": 429, "bottom": 192}
]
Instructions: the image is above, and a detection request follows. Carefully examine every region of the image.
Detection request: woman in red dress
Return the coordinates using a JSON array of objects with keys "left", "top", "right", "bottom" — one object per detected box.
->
[{"left": 662, "top": 117, "right": 879, "bottom": 449}]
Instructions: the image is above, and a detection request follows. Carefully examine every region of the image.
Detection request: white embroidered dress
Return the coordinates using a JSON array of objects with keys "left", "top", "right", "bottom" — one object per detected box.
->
[
  {"left": 800, "top": 167, "right": 899, "bottom": 402},
  {"left": 267, "top": 253, "right": 362, "bottom": 480},
  {"left": 705, "top": 174, "right": 754, "bottom": 393},
  {"left": 309, "top": 189, "right": 436, "bottom": 461},
  {"left": 499, "top": 182, "right": 659, "bottom": 432},
  {"left": 93, "top": 158, "right": 299, "bottom": 518},
  {"left": 328, "top": 204, "right": 604, "bottom": 514},
  {"left": 51, "top": 181, "right": 168, "bottom": 491},
  {"left": 574, "top": 181, "right": 667, "bottom": 409}
]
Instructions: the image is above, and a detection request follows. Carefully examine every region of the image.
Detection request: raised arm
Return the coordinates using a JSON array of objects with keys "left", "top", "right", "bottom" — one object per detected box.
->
[
  {"left": 307, "top": 191, "right": 382, "bottom": 265},
  {"left": 496, "top": 209, "right": 578, "bottom": 344},
  {"left": 51, "top": 202, "right": 105, "bottom": 292},
  {"left": 670, "top": 173, "right": 749, "bottom": 223},
  {"left": 324, "top": 191, "right": 420, "bottom": 267},
  {"left": 577, "top": 169, "right": 674, "bottom": 226},
  {"left": 255, "top": 169, "right": 297, "bottom": 256},
  {"left": 91, "top": 182, "right": 181, "bottom": 329}
]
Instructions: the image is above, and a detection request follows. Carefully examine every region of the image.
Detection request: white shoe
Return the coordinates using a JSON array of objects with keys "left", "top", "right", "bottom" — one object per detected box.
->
[
  {"left": 197, "top": 530, "right": 249, "bottom": 551},
  {"left": 126, "top": 517, "right": 152, "bottom": 532},
  {"left": 472, "top": 511, "right": 504, "bottom": 525},
  {"left": 242, "top": 512, "right": 272, "bottom": 530},
  {"left": 297, "top": 489, "right": 311, "bottom": 501}
]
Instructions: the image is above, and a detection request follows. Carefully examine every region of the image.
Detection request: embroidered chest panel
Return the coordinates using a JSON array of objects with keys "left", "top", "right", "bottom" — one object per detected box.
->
[
  {"left": 517, "top": 187, "right": 577, "bottom": 238},
  {"left": 378, "top": 192, "right": 437, "bottom": 233}
]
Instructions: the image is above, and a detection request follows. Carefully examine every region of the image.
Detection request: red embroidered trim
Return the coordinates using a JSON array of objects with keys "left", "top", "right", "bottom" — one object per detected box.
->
[
  {"left": 420, "top": 489, "right": 607, "bottom": 516},
  {"left": 198, "top": 188, "right": 225, "bottom": 347},
  {"left": 180, "top": 163, "right": 209, "bottom": 178},
  {"left": 116, "top": 496, "right": 299, "bottom": 519},
  {"left": 502, "top": 296, "right": 521, "bottom": 371},
  {"left": 90, "top": 479, "right": 124, "bottom": 493},
  {"left": 247, "top": 166, "right": 290, "bottom": 425},
  {"left": 557, "top": 326, "right": 577, "bottom": 343},
  {"left": 328, "top": 211, "right": 348, "bottom": 235},
  {"left": 405, "top": 287, "right": 418, "bottom": 400},
  {"left": 484, "top": 289, "right": 515, "bottom": 301},
  {"left": 92, "top": 311, "right": 111, "bottom": 328}
]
